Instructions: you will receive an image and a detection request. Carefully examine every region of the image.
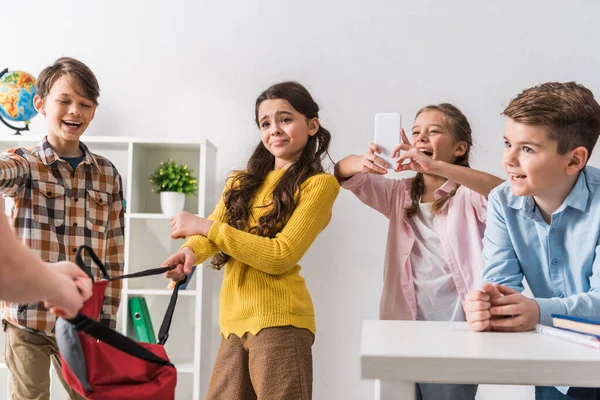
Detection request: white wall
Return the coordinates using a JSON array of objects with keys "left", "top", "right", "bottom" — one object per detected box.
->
[{"left": 3, "top": 1, "right": 600, "bottom": 399}]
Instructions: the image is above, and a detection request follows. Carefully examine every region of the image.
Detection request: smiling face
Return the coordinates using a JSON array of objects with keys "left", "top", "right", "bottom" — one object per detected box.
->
[
  {"left": 503, "top": 118, "right": 577, "bottom": 198},
  {"left": 34, "top": 75, "right": 96, "bottom": 146},
  {"left": 257, "top": 98, "right": 319, "bottom": 170},
  {"left": 411, "top": 110, "right": 467, "bottom": 163}
]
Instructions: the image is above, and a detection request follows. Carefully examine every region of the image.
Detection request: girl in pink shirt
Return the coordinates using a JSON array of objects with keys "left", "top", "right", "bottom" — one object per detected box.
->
[{"left": 335, "top": 104, "right": 503, "bottom": 400}]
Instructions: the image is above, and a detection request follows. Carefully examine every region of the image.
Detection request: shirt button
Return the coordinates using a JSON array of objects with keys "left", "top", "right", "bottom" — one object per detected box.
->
[
  {"left": 551, "top": 259, "right": 558, "bottom": 265},
  {"left": 47, "top": 190, "right": 52, "bottom": 196},
  {"left": 557, "top": 292, "right": 565, "bottom": 298},
  {"left": 99, "top": 199, "right": 103, "bottom": 204},
  {"left": 73, "top": 222, "right": 78, "bottom": 227},
  {"left": 74, "top": 197, "right": 79, "bottom": 202},
  {"left": 403, "top": 250, "right": 409, "bottom": 255},
  {"left": 72, "top": 248, "right": 77, "bottom": 253}
]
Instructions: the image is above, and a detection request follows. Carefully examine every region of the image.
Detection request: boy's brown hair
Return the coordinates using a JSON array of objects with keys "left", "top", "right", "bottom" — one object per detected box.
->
[
  {"left": 503, "top": 82, "right": 600, "bottom": 160},
  {"left": 37, "top": 57, "right": 100, "bottom": 105}
]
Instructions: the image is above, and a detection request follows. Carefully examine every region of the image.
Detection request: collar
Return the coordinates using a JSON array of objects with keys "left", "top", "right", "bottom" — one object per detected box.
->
[{"left": 34, "top": 136, "right": 100, "bottom": 171}]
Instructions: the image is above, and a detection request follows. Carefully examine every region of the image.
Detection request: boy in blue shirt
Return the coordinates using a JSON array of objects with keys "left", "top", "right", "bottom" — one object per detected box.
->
[{"left": 465, "top": 81, "right": 600, "bottom": 400}]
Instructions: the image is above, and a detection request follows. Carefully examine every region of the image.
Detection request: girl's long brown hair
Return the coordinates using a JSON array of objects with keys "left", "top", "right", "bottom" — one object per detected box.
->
[
  {"left": 404, "top": 103, "right": 473, "bottom": 218},
  {"left": 212, "top": 82, "right": 332, "bottom": 269}
]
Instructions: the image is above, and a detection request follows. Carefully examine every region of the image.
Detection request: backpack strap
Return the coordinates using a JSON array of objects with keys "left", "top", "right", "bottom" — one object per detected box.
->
[
  {"left": 76, "top": 245, "right": 175, "bottom": 281},
  {"left": 66, "top": 314, "right": 174, "bottom": 367},
  {"left": 71, "top": 245, "right": 189, "bottom": 356},
  {"left": 157, "top": 276, "right": 187, "bottom": 345}
]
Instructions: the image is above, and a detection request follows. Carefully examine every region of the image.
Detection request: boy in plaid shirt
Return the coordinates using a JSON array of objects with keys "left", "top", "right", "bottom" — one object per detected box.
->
[{"left": 0, "top": 57, "right": 124, "bottom": 400}]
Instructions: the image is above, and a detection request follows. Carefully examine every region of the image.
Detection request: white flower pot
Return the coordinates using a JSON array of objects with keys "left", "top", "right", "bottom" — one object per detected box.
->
[{"left": 160, "top": 191, "right": 185, "bottom": 216}]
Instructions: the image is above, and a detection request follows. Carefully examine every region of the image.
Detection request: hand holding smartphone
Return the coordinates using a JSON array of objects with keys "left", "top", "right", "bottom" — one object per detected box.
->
[{"left": 374, "top": 113, "right": 402, "bottom": 169}]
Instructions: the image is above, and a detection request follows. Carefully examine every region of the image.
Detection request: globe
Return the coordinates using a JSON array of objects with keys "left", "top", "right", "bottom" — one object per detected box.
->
[{"left": 0, "top": 69, "right": 39, "bottom": 135}]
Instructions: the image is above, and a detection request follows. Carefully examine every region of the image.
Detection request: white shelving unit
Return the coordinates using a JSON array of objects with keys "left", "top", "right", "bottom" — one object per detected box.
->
[{"left": 0, "top": 135, "right": 219, "bottom": 400}]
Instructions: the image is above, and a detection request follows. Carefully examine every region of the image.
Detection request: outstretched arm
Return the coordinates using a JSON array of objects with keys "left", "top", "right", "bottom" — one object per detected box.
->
[
  {"left": 0, "top": 212, "right": 91, "bottom": 317},
  {"left": 0, "top": 149, "right": 30, "bottom": 196},
  {"left": 393, "top": 130, "right": 503, "bottom": 198},
  {"left": 426, "top": 162, "right": 504, "bottom": 198},
  {"left": 334, "top": 143, "right": 390, "bottom": 182}
]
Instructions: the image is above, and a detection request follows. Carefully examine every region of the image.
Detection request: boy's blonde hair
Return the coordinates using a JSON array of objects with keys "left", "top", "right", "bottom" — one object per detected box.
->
[
  {"left": 37, "top": 57, "right": 100, "bottom": 105},
  {"left": 503, "top": 82, "right": 600, "bottom": 159}
]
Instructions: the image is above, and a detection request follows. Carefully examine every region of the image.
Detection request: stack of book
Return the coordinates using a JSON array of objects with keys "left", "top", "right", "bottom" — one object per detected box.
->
[{"left": 534, "top": 314, "right": 600, "bottom": 350}]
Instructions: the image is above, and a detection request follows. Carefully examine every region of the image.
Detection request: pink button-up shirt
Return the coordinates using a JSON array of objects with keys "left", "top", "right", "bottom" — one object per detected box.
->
[{"left": 342, "top": 173, "right": 487, "bottom": 320}]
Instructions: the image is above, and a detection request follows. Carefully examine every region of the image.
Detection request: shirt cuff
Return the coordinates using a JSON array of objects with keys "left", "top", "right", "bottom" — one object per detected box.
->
[
  {"left": 340, "top": 173, "right": 367, "bottom": 190},
  {"left": 534, "top": 297, "right": 567, "bottom": 326}
]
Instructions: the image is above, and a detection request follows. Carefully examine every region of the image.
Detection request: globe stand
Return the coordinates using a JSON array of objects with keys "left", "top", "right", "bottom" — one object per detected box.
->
[{"left": 0, "top": 116, "right": 29, "bottom": 135}]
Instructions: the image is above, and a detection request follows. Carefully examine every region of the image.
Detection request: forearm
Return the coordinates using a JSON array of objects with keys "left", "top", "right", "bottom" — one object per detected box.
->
[
  {"left": 334, "top": 155, "right": 361, "bottom": 182},
  {"left": 207, "top": 176, "right": 339, "bottom": 275},
  {"left": 0, "top": 214, "right": 60, "bottom": 303},
  {"left": 181, "top": 199, "right": 228, "bottom": 264},
  {"left": 0, "top": 152, "right": 29, "bottom": 195},
  {"left": 208, "top": 222, "right": 307, "bottom": 275},
  {"left": 181, "top": 234, "right": 219, "bottom": 265},
  {"left": 535, "top": 291, "right": 600, "bottom": 326},
  {"left": 431, "top": 161, "right": 504, "bottom": 198}
]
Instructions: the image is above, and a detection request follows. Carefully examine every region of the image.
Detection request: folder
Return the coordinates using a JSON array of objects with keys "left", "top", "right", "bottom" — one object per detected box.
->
[{"left": 129, "top": 297, "right": 156, "bottom": 344}]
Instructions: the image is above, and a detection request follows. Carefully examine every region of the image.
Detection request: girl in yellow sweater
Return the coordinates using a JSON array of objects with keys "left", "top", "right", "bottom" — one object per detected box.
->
[{"left": 161, "top": 81, "right": 339, "bottom": 399}]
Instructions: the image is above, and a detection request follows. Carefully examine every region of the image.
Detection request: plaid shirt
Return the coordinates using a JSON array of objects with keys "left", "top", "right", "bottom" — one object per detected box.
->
[{"left": 0, "top": 137, "right": 124, "bottom": 335}]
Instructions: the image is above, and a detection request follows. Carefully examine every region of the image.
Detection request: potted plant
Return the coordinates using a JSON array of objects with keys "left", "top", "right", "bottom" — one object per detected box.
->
[{"left": 149, "top": 159, "right": 198, "bottom": 216}]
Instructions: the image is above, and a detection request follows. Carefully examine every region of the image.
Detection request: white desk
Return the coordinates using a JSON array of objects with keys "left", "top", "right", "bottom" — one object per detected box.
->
[{"left": 360, "top": 320, "right": 600, "bottom": 400}]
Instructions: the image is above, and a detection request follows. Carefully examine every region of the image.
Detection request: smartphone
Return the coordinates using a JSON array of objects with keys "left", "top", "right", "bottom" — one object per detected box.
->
[{"left": 374, "top": 113, "right": 402, "bottom": 169}]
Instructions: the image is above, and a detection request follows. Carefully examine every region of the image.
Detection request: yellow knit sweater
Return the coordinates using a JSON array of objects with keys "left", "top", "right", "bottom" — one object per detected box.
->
[{"left": 182, "top": 170, "right": 339, "bottom": 338}]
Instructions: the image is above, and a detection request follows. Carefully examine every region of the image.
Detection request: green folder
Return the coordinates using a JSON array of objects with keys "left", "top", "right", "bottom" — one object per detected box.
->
[{"left": 128, "top": 297, "right": 156, "bottom": 344}]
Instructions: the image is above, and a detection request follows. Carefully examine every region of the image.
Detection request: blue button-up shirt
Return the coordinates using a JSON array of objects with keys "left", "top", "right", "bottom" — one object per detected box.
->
[{"left": 483, "top": 166, "right": 600, "bottom": 326}]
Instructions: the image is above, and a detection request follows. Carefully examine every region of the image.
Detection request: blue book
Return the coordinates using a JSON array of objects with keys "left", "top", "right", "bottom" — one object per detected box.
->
[
  {"left": 167, "top": 265, "right": 196, "bottom": 290},
  {"left": 552, "top": 314, "right": 600, "bottom": 337},
  {"left": 178, "top": 266, "right": 196, "bottom": 290}
]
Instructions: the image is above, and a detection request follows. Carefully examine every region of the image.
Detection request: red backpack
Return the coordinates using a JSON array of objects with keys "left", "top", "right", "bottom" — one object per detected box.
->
[{"left": 56, "top": 246, "right": 185, "bottom": 399}]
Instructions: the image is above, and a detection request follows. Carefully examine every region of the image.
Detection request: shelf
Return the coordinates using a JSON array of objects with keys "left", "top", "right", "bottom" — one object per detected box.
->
[
  {"left": 1, "top": 136, "right": 218, "bottom": 399},
  {"left": 133, "top": 142, "right": 202, "bottom": 152},
  {"left": 175, "top": 362, "right": 195, "bottom": 374},
  {"left": 126, "top": 289, "right": 197, "bottom": 296},
  {"left": 127, "top": 213, "right": 171, "bottom": 220}
]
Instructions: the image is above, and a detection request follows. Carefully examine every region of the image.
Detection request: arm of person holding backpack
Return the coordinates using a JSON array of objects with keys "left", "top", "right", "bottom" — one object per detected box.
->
[{"left": 0, "top": 211, "right": 92, "bottom": 317}]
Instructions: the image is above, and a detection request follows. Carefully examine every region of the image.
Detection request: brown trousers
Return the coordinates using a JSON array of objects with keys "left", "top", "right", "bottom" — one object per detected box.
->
[
  {"left": 4, "top": 321, "right": 86, "bottom": 400},
  {"left": 207, "top": 325, "right": 314, "bottom": 400}
]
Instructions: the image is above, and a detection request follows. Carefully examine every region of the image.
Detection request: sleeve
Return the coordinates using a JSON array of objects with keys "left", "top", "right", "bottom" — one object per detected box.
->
[
  {"left": 205, "top": 174, "right": 340, "bottom": 275},
  {"left": 100, "top": 172, "right": 125, "bottom": 329},
  {"left": 181, "top": 176, "right": 234, "bottom": 264},
  {"left": 470, "top": 189, "right": 488, "bottom": 223},
  {"left": 481, "top": 190, "right": 525, "bottom": 292},
  {"left": 535, "top": 238, "right": 600, "bottom": 326},
  {"left": 0, "top": 149, "right": 30, "bottom": 196},
  {"left": 340, "top": 173, "right": 401, "bottom": 219}
]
